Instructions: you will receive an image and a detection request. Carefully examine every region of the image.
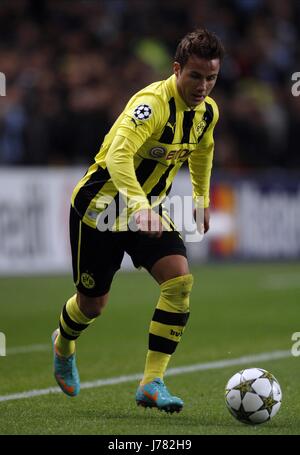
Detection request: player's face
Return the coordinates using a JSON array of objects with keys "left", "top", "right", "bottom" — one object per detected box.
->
[{"left": 174, "top": 55, "right": 220, "bottom": 107}]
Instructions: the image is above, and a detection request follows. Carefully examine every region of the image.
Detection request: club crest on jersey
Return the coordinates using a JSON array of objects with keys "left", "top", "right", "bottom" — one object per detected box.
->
[
  {"left": 149, "top": 146, "right": 166, "bottom": 158},
  {"left": 196, "top": 119, "right": 207, "bottom": 135},
  {"left": 133, "top": 104, "right": 152, "bottom": 120}
]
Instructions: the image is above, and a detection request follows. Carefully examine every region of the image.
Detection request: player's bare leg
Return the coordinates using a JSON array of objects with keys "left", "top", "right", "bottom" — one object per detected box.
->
[
  {"left": 150, "top": 255, "right": 189, "bottom": 284},
  {"left": 77, "top": 292, "right": 109, "bottom": 318}
]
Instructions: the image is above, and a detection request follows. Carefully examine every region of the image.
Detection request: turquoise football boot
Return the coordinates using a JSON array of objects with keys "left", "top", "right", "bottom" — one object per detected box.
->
[
  {"left": 136, "top": 378, "right": 183, "bottom": 413},
  {"left": 51, "top": 329, "right": 80, "bottom": 397}
]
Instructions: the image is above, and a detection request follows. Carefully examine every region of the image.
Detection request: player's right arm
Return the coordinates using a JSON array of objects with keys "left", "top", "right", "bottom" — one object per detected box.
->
[{"left": 104, "top": 94, "right": 164, "bottom": 235}]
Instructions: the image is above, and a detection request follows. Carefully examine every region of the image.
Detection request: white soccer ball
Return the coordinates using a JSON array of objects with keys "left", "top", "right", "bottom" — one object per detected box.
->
[{"left": 225, "top": 368, "right": 282, "bottom": 425}]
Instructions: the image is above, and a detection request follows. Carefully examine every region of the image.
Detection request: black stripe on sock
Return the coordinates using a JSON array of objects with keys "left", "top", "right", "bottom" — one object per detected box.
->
[
  {"left": 62, "top": 304, "right": 89, "bottom": 332},
  {"left": 59, "top": 322, "right": 79, "bottom": 341},
  {"left": 149, "top": 333, "right": 178, "bottom": 355},
  {"left": 152, "top": 309, "right": 190, "bottom": 326}
]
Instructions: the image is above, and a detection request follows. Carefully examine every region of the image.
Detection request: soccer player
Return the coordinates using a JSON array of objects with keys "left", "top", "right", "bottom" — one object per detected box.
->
[{"left": 52, "top": 29, "right": 224, "bottom": 413}]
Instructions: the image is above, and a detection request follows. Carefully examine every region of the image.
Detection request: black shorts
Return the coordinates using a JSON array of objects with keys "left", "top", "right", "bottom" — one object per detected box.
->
[{"left": 69, "top": 206, "right": 187, "bottom": 297}]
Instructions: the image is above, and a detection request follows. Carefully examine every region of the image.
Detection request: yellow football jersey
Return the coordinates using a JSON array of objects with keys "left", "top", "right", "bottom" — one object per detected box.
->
[{"left": 71, "top": 74, "right": 219, "bottom": 230}]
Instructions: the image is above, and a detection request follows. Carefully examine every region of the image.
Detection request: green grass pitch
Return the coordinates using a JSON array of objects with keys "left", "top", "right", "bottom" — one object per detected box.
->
[{"left": 0, "top": 262, "right": 300, "bottom": 435}]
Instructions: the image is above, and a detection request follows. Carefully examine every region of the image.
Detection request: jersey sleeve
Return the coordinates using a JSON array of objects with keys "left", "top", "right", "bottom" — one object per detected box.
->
[
  {"left": 117, "top": 93, "right": 164, "bottom": 148},
  {"left": 188, "top": 101, "right": 219, "bottom": 208},
  {"left": 105, "top": 93, "right": 164, "bottom": 213}
]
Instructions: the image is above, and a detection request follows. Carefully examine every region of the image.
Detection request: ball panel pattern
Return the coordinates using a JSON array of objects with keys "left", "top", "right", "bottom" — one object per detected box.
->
[{"left": 225, "top": 367, "right": 282, "bottom": 425}]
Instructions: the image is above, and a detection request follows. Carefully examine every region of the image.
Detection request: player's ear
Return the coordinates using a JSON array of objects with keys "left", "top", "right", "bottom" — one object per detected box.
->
[{"left": 173, "top": 61, "right": 181, "bottom": 78}]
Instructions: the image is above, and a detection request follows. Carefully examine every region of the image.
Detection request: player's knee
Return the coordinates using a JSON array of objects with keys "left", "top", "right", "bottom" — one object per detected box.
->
[
  {"left": 77, "top": 292, "right": 109, "bottom": 318},
  {"left": 159, "top": 274, "right": 194, "bottom": 313}
]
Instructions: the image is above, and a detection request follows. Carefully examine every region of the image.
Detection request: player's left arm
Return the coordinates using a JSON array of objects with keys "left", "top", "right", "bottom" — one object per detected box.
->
[{"left": 188, "top": 100, "right": 219, "bottom": 233}]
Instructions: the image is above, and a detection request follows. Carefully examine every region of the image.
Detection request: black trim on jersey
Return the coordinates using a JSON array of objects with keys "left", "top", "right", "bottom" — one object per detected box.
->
[
  {"left": 161, "top": 211, "right": 176, "bottom": 231},
  {"left": 102, "top": 158, "right": 159, "bottom": 226},
  {"left": 197, "top": 102, "right": 214, "bottom": 143},
  {"left": 147, "top": 165, "right": 175, "bottom": 200},
  {"left": 152, "top": 308, "right": 190, "bottom": 326},
  {"left": 74, "top": 165, "right": 110, "bottom": 216},
  {"left": 181, "top": 110, "right": 196, "bottom": 143},
  {"left": 158, "top": 97, "right": 176, "bottom": 144},
  {"left": 97, "top": 188, "right": 127, "bottom": 228},
  {"left": 165, "top": 184, "right": 172, "bottom": 196},
  {"left": 135, "top": 158, "right": 159, "bottom": 186},
  {"left": 149, "top": 333, "right": 178, "bottom": 354}
]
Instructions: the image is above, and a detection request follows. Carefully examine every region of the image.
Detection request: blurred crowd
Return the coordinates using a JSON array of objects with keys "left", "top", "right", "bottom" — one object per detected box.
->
[{"left": 0, "top": 0, "right": 299, "bottom": 169}]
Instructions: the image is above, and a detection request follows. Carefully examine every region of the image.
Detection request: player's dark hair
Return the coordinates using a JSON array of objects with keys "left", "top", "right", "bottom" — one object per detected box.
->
[{"left": 175, "top": 29, "right": 225, "bottom": 67}]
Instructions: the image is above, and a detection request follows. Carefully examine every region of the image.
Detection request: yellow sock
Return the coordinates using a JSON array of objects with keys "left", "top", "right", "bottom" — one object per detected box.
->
[
  {"left": 55, "top": 294, "right": 95, "bottom": 357},
  {"left": 141, "top": 274, "right": 193, "bottom": 384},
  {"left": 141, "top": 351, "right": 171, "bottom": 385}
]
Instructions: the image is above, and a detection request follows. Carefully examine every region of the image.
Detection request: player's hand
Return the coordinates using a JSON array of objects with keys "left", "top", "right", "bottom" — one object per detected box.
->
[
  {"left": 193, "top": 207, "right": 210, "bottom": 234},
  {"left": 134, "top": 209, "right": 163, "bottom": 238}
]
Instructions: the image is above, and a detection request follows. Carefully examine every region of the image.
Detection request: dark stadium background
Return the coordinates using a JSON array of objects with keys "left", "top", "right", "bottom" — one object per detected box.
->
[
  {"left": 0, "top": 0, "right": 299, "bottom": 168},
  {"left": 1, "top": 0, "right": 300, "bottom": 266}
]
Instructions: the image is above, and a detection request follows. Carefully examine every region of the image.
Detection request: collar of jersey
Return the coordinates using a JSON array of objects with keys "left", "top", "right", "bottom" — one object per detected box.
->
[{"left": 170, "top": 74, "right": 204, "bottom": 112}]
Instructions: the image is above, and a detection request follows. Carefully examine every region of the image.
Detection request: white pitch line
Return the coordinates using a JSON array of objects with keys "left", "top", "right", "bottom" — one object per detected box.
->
[
  {"left": 6, "top": 344, "right": 50, "bottom": 355},
  {"left": 0, "top": 349, "right": 291, "bottom": 403}
]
